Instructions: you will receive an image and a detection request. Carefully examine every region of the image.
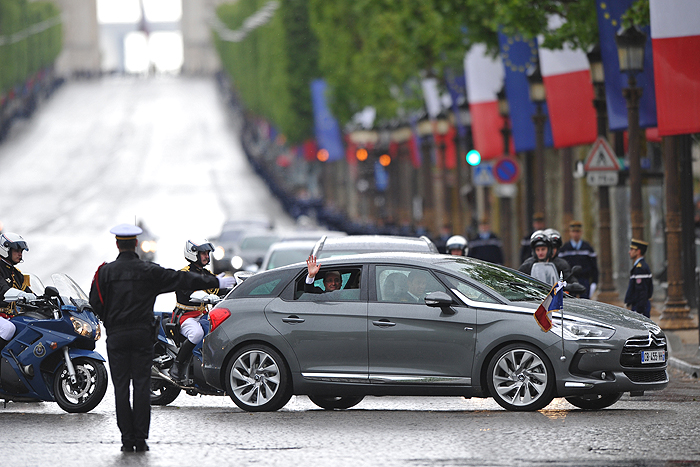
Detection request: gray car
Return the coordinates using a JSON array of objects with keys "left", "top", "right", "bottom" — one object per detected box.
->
[{"left": 201, "top": 253, "right": 668, "bottom": 412}]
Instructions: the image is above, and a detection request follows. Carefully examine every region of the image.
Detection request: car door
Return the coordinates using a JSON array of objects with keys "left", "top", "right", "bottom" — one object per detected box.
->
[
  {"left": 265, "top": 265, "right": 368, "bottom": 382},
  {"left": 368, "top": 265, "right": 477, "bottom": 385}
]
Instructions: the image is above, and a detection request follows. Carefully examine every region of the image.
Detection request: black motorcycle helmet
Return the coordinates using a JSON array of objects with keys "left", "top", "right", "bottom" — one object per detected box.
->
[{"left": 544, "top": 228, "right": 562, "bottom": 254}]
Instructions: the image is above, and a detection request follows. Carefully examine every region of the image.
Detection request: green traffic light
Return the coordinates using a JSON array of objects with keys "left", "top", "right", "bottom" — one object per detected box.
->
[{"left": 466, "top": 149, "right": 481, "bottom": 166}]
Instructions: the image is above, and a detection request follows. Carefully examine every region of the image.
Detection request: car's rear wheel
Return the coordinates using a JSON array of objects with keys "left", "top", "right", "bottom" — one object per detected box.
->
[
  {"left": 565, "top": 392, "right": 623, "bottom": 410},
  {"left": 486, "top": 343, "right": 555, "bottom": 411},
  {"left": 308, "top": 395, "right": 364, "bottom": 410},
  {"left": 225, "top": 344, "right": 291, "bottom": 412}
]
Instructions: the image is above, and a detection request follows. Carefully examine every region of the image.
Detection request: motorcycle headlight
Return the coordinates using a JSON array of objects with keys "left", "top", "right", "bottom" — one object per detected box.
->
[
  {"left": 70, "top": 316, "right": 94, "bottom": 337},
  {"left": 230, "top": 256, "right": 244, "bottom": 270},
  {"left": 213, "top": 246, "right": 225, "bottom": 261},
  {"left": 95, "top": 322, "right": 102, "bottom": 341},
  {"left": 551, "top": 318, "right": 615, "bottom": 340}
]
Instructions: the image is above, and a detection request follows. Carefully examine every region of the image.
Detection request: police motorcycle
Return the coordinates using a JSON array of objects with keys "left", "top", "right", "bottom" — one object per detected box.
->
[
  {"left": 1, "top": 274, "right": 107, "bottom": 413},
  {"left": 150, "top": 271, "right": 251, "bottom": 405}
]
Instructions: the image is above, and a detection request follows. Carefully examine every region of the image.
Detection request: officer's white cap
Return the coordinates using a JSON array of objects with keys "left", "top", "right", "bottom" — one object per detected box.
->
[{"left": 110, "top": 223, "right": 143, "bottom": 240}]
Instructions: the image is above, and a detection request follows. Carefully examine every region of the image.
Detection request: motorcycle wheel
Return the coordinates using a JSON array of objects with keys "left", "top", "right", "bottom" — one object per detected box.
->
[
  {"left": 54, "top": 357, "right": 108, "bottom": 413},
  {"left": 308, "top": 395, "right": 364, "bottom": 410},
  {"left": 151, "top": 379, "right": 181, "bottom": 405}
]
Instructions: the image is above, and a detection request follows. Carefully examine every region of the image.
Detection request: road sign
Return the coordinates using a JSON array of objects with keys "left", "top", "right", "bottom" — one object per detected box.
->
[
  {"left": 586, "top": 171, "right": 619, "bottom": 186},
  {"left": 493, "top": 157, "right": 520, "bottom": 184},
  {"left": 473, "top": 164, "right": 495, "bottom": 186},
  {"left": 584, "top": 136, "right": 620, "bottom": 171}
]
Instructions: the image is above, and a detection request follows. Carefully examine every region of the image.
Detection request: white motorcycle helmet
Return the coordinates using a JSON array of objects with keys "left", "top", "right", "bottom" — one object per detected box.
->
[
  {"left": 0, "top": 232, "right": 29, "bottom": 260},
  {"left": 184, "top": 239, "right": 215, "bottom": 263},
  {"left": 445, "top": 235, "right": 468, "bottom": 255}
]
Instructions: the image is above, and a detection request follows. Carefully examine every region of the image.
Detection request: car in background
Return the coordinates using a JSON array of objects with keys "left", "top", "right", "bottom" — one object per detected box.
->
[
  {"left": 259, "top": 230, "right": 349, "bottom": 271},
  {"left": 211, "top": 217, "right": 274, "bottom": 274},
  {"left": 137, "top": 220, "right": 158, "bottom": 262},
  {"left": 201, "top": 252, "right": 668, "bottom": 412}
]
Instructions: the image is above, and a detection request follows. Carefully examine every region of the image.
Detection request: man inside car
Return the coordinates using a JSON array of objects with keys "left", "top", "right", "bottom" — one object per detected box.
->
[{"left": 305, "top": 255, "right": 342, "bottom": 293}]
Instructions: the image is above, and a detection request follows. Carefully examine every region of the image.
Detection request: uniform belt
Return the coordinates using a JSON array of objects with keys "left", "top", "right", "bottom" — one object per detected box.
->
[{"left": 174, "top": 303, "right": 206, "bottom": 312}]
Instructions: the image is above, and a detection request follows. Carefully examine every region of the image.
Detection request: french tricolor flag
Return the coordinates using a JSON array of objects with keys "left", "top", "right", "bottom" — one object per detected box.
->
[
  {"left": 538, "top": 17, "right": 597, "bottom": 148},
  {"left": 465, "top": 44, "right": 509, "bottom": 160},
  {"left": 534, "top": 281, "right": 565, "bottom": 332},
  {"left": 650, "top": 0, "right": 700, "bottom": 136}
]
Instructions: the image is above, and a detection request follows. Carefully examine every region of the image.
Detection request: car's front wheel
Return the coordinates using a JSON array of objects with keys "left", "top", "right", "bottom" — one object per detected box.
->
[
  {"left": 225, "top": 344, "right": 291, "bottom": 412},
  {"left": 565, "top": 392, "right": 623, "bottom": 410},
  {"left": 486, "top": 343, "right": 555, "bottom": 411},
  {"left": 308, "top": 395, "right": 364, "bottom": 410}
]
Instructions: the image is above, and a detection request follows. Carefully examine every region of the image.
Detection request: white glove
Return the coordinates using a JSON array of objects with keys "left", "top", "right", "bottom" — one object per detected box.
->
[
  {"left": 217, "top": 273, "right": 237, "bottom": 289},
  {"left": 589, "top": 283, "right": 597, "bottom": 297},
  {"left": 18, "top": 291, "right": 36, "bottom": 301}
]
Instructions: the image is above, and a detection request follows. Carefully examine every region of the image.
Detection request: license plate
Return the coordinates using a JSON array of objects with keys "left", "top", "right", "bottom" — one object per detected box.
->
[{"left": 642, "top": 350, "right": 666, "bottom": 364}]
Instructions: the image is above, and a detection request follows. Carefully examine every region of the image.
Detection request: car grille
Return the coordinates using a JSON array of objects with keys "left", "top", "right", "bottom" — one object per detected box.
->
[
  {"left": 620, "top": 333, "right": 667, "bottom": 368},
  {"left": 624, "top": 370, "right": 668, "bottom": 383}
]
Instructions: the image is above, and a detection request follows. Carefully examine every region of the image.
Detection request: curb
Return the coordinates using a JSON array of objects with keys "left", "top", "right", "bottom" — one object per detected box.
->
[{"left": 669, "top": 356, "right": 700, "bottom": 378}]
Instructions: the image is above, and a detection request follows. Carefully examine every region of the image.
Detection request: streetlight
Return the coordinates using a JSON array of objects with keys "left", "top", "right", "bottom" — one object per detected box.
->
[
  {"left": 527, "top": 62, "right": 547, "bottom": 218},
  {"left": 615, "top": 25, "right": 646, "bottom": 241},
  {"left": 586, "top": 44, "right": 617, "bottom": 302},
  {"left": 497, "top": 84, "right": 514, "bottom": 267}
]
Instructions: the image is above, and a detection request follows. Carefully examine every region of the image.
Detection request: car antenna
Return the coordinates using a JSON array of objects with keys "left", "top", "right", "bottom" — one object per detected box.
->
[{"left": 559, "top": 271, "right": 566, "bottom": 362}]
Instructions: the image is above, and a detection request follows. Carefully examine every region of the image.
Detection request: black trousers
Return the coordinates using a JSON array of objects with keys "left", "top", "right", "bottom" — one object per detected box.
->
[{"left": 106, "top": 327, "right": 154, "bottom": 446}]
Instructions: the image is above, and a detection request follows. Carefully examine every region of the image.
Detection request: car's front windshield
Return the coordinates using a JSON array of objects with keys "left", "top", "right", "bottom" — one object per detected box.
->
[{"left": 440, "top": 258, "right": 551, "bottom": 302}]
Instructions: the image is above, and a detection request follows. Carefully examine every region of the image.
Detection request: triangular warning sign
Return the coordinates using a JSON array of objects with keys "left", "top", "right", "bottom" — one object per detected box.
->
[{"left": 584, "top": 136, "right": 620, "bottom": 172}]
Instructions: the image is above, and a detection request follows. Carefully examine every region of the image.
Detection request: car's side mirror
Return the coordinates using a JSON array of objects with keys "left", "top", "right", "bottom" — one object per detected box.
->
[{"left": 424, "top": 291, "right": 453, "bottom": 307}]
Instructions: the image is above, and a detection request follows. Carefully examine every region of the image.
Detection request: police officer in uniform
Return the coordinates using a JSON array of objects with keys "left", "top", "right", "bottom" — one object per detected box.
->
[
  {"left": 89, "top": 224, "right": 235, "bottom": 453},
  {"left": 468, "top": 218, "right": 504, "bottom": 264},
  {"left": 0, "top": 232, "right": 35, "bottom": 351},
  {"left": 170, "top": 239, "right": 233, "bottom": 382},
  {"left": 625, "top": 239, "right": 653, "bottom": 318},
  {"left": 559, "top": 221, "right": 599, "bottom": 298}
]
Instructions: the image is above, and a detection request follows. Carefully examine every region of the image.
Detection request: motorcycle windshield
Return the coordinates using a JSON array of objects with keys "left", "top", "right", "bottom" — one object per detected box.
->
[{"left": 51, "top": 273, "right": 89, "bottom": 301}]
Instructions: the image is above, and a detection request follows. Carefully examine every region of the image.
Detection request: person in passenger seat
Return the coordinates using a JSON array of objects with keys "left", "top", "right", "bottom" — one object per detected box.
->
[{"left": 304, "top": 256, "right": 342, "bottom": 293}]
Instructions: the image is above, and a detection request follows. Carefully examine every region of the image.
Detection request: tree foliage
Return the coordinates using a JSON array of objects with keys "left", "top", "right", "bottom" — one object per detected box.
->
[{"left": 0, "top": 0, "right": 62, "bottom": 96}]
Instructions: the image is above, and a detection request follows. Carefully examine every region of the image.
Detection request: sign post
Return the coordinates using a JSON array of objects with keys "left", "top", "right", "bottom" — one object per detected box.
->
[{"left": 584, "top": 136, "right": 620, "bottom": 187}]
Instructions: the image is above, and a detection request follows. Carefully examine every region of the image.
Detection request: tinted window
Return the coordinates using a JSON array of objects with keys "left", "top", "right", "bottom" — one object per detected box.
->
[
  {"left": 295, "top": 267, "right": 362, "bottom": 301},
  {"left": 437, "top": 273, "right": 499, "bottom": 304},
  {"left": 376, "top": 266, "right": 447, "bottom": 303}
]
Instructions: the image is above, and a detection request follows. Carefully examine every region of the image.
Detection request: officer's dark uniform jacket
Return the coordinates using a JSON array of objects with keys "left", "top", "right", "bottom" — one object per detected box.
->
[
  {"left": 625, "top": 257, "right": 653, "bottom": 314},
  {"left": 89, "top": 251, "right": 219, "bottom": 333},
  {"left": 468, "top": 233, "right": 504, "bottom": 264},
  {"left": 559, "top": 240, "right": 599, "bottom": 287},
  {"left": 0, "top": 258, "right": 32, "bottom": 318},
  {"left": 174, "top": 262, "right": 219, "bottom": 325}
]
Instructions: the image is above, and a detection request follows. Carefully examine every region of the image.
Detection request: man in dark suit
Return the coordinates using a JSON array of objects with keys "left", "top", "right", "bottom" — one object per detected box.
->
[{"left": 305, "top": 256, "right": 342, "bottom": 293}]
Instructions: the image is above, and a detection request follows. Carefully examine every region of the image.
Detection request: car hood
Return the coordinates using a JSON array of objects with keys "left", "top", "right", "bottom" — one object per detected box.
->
[{"left": 515, "top": 298, "right": 660, "bottom": 333}]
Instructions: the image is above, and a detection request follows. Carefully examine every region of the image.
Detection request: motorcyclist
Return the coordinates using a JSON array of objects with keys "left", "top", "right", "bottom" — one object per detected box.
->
[
  {"left": 445, "top": 235, "right": 468, "bottom": 256},
  {"left": 0, "top": 232, "right": 35, "bottom": 350},
  {"left": 518, "top": 230, "right": 560, "bottom": 284},
  {"left": 170, "top": 239, "right": 235, "bottom": 382}
]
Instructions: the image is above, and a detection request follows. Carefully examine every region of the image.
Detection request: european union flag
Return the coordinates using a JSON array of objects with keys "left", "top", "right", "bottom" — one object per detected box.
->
[
  {"left": 310, "top": 79, "right": 344, "bottom": 162},
  {"left": 498, "top": 33, "right": 554, "bottom": 152},
  {"left": 596, "top": 0, "right": 657, "bottom": 131}
]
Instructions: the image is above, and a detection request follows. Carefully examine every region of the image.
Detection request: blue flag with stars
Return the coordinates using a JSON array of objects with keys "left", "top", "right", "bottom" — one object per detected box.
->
[
  {"left": 596, "top": 0, "right": 657, "bottom": 131},
  {"left": 310, "top": 79, "right": 344, "bottom": 162},
  {"left": 498, "top": 32, "right": 554, "bottom": 152}
]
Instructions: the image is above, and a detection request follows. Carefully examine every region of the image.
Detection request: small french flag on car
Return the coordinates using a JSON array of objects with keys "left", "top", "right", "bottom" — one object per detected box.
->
[{"left": 534, "top": 281, "right": 566, "bottom": 332}]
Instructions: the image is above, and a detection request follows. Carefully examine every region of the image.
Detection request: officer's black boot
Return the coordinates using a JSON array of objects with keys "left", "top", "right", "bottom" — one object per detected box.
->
[{"left": 170, "top": 339, "right": 196, "bottom": 383}]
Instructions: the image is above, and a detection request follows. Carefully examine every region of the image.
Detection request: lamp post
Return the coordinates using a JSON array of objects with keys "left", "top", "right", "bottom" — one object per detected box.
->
[
  {"left": 615, "top": 25, "right": 646, "bottom": 242},
  {"left": 587, "top": 44, "right": 617, "bottom": 302},
  {"left": 497, "top": 85, "right": 514, "bottom": 267},
  {"left": 527, "top": 63, "right": 547, "bottom": 217}
]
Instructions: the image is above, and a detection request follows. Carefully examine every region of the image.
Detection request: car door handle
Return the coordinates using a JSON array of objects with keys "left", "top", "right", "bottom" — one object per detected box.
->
[
  {"left": 282, "top": 316, "right": 305, "bottom": 324},
  {"left": 372, "top": 319, "right": 396, "bottom": 327}
]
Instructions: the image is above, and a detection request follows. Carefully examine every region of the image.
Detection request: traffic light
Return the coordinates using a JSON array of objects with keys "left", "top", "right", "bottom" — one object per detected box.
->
[{"left": 466, "top": 149, "right": 481, "bottom": 166}]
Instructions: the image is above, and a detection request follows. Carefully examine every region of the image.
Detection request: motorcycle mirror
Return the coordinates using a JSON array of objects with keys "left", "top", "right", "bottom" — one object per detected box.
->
[{"left": 44, "top": 286, "right": 60, "bottom": 298}]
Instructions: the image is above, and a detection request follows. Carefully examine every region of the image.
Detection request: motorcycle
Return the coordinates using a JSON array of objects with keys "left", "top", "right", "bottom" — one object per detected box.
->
[
  {"left": 150, "top": 290, "right": 225, "bottom": 405},
  {"left": 1, "top": 274, "right": 108, "bottom": 413}
]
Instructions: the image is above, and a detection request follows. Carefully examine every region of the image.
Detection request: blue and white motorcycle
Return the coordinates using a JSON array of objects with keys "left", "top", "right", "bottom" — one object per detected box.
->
[{"left": 1, "top": 274, "right": 107, "bottom": 413}]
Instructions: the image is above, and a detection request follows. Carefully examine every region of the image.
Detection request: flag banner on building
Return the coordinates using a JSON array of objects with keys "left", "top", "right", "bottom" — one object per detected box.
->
[
  {"left": 534, "top": 280, "right": 566, "bottom": 332},
  {"left": 650, "top": 0, "right": 700, "bottom": 136},
  {"left": 465, "top": 45, "right": 510, "bottom": 160},
  {"left": 408, "top": 115, "right": 423, "bottom": 168},
  {"left": 596, "top": 1, "right": 658, "bottom": 131},
  {"left": 310, "top": 79, "right": 344, "bottom": 162},
  {"left": 539, "top": 16, "right": 597, "bottom": 148},
  {"left": 374, "top": 160, "right": 389, "bottom": 192},
  {"left": 498, "top": 33, "right": 554, "bottom": 153},
  {"left": 446, "top": 73, "right": 468, "bottom": 139}
]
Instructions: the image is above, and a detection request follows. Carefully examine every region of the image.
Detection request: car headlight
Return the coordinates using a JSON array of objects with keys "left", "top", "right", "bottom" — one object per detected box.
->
[
  {"left": 231, "top": 256, "right": 244, "bottom": 270},
  {"left": 140, "top": 240, "right": 157, "bottom": 254},
  {"left": 70, "top": 316, "right": 95, "bottom": 338},
  {"left": 213, "top": 246, "right": 225, "bottom": 261},
  {"left": 551, "top": 318, "right": 615, "bottom": 340}
]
